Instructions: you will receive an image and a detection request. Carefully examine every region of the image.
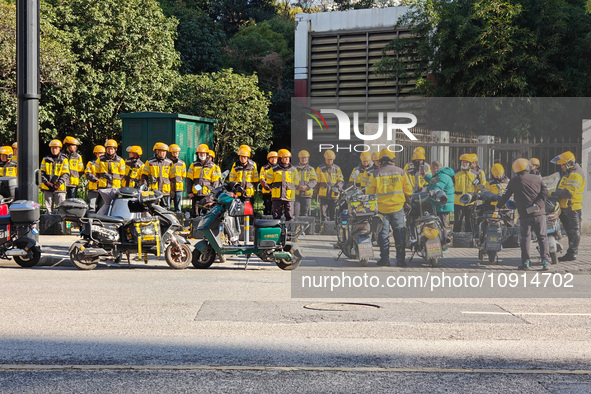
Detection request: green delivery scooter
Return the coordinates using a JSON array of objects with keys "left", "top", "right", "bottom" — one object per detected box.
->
[{"left": 192, "top": 181, "right": 306, "bottom": 270}]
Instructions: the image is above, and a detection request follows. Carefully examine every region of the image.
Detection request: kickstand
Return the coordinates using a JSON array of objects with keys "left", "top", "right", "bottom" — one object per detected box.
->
[
  {"left": 335, "top": 250, "right": 343, "bottom": 261},
  {"left": 244, "top": 254, "right": 250, "bottom": 270},
  {"left": 126, "top": 251, "right": 131, "bottom": 266},
  {"left": 409, "top": 250, "right": 416, "bottom": 264}
]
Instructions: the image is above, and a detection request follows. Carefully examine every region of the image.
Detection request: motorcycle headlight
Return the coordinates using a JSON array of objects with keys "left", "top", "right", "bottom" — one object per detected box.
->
[{"left": 423, "top": 227, "right": 439, "bottom": 240}]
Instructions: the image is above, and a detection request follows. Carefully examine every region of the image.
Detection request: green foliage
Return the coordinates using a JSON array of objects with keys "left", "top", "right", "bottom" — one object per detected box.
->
[
  {"left": 42, "top": 0, "right": 180, "bottom": 146},
  {"left": 377, "top": 0, "right": 591, "bottom": 98},
  {"left": 160, "top": 1, "right": 226, "bottom": 74},
  {"left": 198, "top": 0, "right": 277, "bottom": 37},
  {"left": 170, "top": 69, "right": 272, "bottom": 164}
]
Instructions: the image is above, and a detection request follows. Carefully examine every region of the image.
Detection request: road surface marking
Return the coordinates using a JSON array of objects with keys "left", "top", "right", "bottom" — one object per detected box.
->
[{"left": 462, "top": 311, "right": 591, "bottom": 316}]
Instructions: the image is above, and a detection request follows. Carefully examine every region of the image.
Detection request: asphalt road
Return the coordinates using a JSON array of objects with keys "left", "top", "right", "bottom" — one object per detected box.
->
[{"left": 0, "top": 236, "right": 590, "bottom": 392}]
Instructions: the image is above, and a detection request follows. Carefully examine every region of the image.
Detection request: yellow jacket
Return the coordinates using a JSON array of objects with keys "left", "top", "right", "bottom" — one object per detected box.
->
[
  {"left": 556, "top": 165, "right": 585, "bottom": 210},
  {"left": 266, "top": 163, "right": 297, "bottom": 201},
  {"left": 96, "top": 154, "right": 126, "bottom": 189},
  {"left": 84, "top": 160, "right": 99, "bottom": 191},
  {"left": 65, "top": 152, "right": 84, "bottom": 187},
  {"left": 229, "top": 160, "right": 259, "bottom": 197},
  {"left": 366, "top": 163, "right": 412, "bottom": 214},
  {"left": 316, "top": 164, "right": 344, "bottom": 199},
  {"left": 170, "top": 158, "right": 187, "bottom": 192},
  {"left": 40, "top": 154, "right": 69, "bottom": 192},
  {"left": 454, "top": 168, "right": 486, "bottom": 206},
  {"left": 0, "top": 161, "right": 17, "bottom": 177}
]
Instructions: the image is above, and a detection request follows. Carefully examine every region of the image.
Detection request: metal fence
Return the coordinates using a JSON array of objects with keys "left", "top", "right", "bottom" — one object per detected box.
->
[{"left": 397, "top": 129, "right": 581, "bottom": 177}]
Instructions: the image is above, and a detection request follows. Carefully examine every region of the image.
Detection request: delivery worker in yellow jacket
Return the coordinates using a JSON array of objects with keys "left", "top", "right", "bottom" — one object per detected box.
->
[
  {"left": 62, "top": 136, "right": 84, "bottom": 199},
  {"left": 40, "top": 139, "right": 70, "bottom": 214},
  {"left": 404, "top": 147, "right": 430, "bottom": 192},
  {"left": 453, "top": 153, "right": 486, "bottom": 232},
  {"left": 141, "top": 142, "right": 173, "bottom": 209},
  {"left": 486, "top": 163, "right": 509, "bottom": 207},
  {"left": 168, "top": 144, "right": 187, "bottom": 213},
  {"left": 0, "top": 146, "right": 17, "bottom": 178},
  {"left": 294, "top": 150, "right": 317, "bottom": 217},
  {"left": 259, "top": 151, "right": 278, "bottom": 216},
  {"left": 348, "top": 151, "right": 373, "bottom": 188},
  {"left": 366, "top": 148, "right": 413, "bottom": 267},
  {"left": 187, "top": 144, "right": 220, "bottom": 217},
  {"left": 84, "top": 145, "right": 105, "bottom": 212},
  {"left": 229, "top": 145, "right": 259, "bottom": 201},
  {"left": 267, "top": 149, "right": 297, "bottom": 221},
  {"left": 122, "top": 146, "right": 144, "bottom": 188},
  {"left": 95, "top": 139, "right": 126, "bottom": 215},
  {"left": 551, "top": 151, "right": 585, "bottom": 261},
  {"left": 316, "top": 150, "right": 344, "bottom": 221}
]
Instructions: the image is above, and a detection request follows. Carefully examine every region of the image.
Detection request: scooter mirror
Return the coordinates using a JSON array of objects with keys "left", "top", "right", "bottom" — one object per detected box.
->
[
  {"left": 351, "top": 169, "right": 360, "bottom": 180},
  {"left": 459, "top": 193, "right": 472, "bottom": 205},
  {"left": 220, "top": 170, "right": 230, "bottom": 183}
]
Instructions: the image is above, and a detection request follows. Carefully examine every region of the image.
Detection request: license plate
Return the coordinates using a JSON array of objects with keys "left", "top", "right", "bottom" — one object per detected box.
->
[
  {"left": 357, "top": 241, "right": 374, "bottom": 258},
  {"left": 425, "top": 238, "right": 442, "bottom": 258}
]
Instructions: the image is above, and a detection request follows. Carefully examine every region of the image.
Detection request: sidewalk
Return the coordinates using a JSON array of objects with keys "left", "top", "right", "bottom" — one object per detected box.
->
[{"left": 1, "top": 234, "right": 588, "bottom": 273}]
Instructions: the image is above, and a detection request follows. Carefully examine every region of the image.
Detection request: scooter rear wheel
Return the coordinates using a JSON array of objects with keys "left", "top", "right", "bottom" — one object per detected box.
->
[
  {"left": 70, "top": 241, "right": 99, "bottom": 270},
  {"left": 192, "top": 244, "right": 216, "bottom": 269},
  {"left": 165, "top": 243, "right": 192, "bottom": 269},
  {"left": 13, "top": 237, "right": 41, "bottom": 267}
]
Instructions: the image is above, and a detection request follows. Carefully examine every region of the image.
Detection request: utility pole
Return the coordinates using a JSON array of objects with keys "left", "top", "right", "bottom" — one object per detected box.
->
[{"left": 16, "top": 0, "right": 40, "bottom": 203}]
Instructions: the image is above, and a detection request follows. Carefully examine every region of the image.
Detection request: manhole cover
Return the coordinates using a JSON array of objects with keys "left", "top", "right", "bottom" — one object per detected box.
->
[{"left": 303, "top": 302, "right": 380, "bottom": 311}]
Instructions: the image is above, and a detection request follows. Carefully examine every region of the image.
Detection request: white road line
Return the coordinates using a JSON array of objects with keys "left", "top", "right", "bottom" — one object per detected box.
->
[
  {"left": 0, "top": 365, "right": 590, "bottom": 374},
  {"left": 462, "top": 311, "right": 591, "bottom": 316}
]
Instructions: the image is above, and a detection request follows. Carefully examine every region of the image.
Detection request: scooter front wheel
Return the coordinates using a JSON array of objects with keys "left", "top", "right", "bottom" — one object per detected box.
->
[
  {"left": 192, "top": 244, "right": 216, "bottom": 269},
  {"left": 165, "top": 243, "right": 192, "bottom": 269}
]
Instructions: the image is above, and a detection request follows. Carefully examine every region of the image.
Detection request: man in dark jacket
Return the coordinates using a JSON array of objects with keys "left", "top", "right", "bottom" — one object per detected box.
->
[{"left": 497, "top": 158, "right": 549, "bottom": 271}]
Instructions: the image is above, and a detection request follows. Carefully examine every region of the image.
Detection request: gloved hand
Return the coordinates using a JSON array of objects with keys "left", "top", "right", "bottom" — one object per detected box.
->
[
  {"left": 103, "top": 173, "right": 113, "bottom": 182},
  {"left": 331, "top": 186, "right": 340, "bottom": 194},
  {"left": 194, "top": 185, "right": 202, "bottom": 192}
]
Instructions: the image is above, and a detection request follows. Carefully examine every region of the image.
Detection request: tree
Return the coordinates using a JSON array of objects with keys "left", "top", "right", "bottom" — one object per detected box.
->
[
  {"left": 170, "top": 69, "right": 273, "bottom": 164},
  {"left": 377, "top": 0, "right": 591, "bottom": 98},
  {"left": 42, "top": 0, "right": 180, "bottom": 146}
]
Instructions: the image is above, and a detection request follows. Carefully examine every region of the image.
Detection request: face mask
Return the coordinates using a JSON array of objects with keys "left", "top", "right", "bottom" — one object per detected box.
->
[
  {"left": 461, "top": 165, "right": 469, "bottom": 170},
  {"left": 198, "top": 153, "right": 207, "bottom": 161}
]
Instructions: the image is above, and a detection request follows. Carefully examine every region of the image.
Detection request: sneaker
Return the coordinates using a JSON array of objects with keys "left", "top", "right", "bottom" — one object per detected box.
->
[
  {"left": 376, "top": 259, "right": 391, "bottom": 267},
  {"left": 541, "top": 260, "right": 549, "bottom": 271},
  {"left": 518, "top": 261, "right": 530, "bottom": 270}
]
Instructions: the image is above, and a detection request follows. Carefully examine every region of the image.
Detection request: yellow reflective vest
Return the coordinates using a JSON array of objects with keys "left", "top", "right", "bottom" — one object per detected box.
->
[
  {"left": 40, "top": 154, "right": 69, "bottom": 192},
  {"left": 266, "top": 163, "right": 297, "bottom": 201},
  {"left": 366, "top": 163, "right": 413, "bottom": 214},
  {"left": 65, "top": 152, "right": 84, "bottom": 187},
  {"left": 295, "top": 164, "right": 318, "bottom": 198},
  {"left": 84, "top": 160, "right": 99, "bottom": 191},
  {"left": 170, "top": 158, "right": 186, "bottom": 192},
  {"left": 141, "top": 157, "right": 173, "bottom": 194},
  {"left": 0, "top": 161, "right": 17, "bottom": 177},
  {"left": 316, "top": 164, "right": 344, "bottom": 199},
  {"left": 229, "top": 160, "right": 259, "bottom": 197},
  {"left": 187, "top": 159, "right": 220, "bottom": 196},
  {"left": 96, "top": 154, "right": 126, "bottom": 189}
]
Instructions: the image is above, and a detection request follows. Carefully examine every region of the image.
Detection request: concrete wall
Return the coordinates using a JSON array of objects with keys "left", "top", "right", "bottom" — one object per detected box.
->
[{"left": 581, "top": 120, "right": 591, "bottom": 234}]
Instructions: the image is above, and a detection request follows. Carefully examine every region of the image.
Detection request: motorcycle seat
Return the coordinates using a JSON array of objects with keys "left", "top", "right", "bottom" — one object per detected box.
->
[
  {"left": 0, "top": 215, "right": 10, "bottom": 225},
  {"left": 254, "top": 219, "right": 281, "bottom": 228},
  {"left": 86, "top": 212, "right": 127, "bottom": 224}
]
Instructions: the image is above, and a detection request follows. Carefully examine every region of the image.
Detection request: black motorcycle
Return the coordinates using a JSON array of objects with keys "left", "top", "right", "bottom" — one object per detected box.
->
[
  {"left": 406, "top": 190, "right": 448, "bottom": 267},
  {"left": 459, "top": 191, "right": 516, "bottom": 264},
  {"left": 334, "top": 184, "right": 377, "bottom": 266},
  {"left": 0, "top": 198, "right": 42, "bottom": 267},
  {"left": 58, "top": 187, "right": 192, "bottom": 270}
]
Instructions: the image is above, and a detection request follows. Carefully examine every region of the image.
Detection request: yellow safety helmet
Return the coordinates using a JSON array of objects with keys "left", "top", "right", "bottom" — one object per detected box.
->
[
  {"left": 412, "top": 147, "right": 426, "bottom": 161},
  {"left": 551, "top": 151, "right": 575, "bottom": 166},
  {"left": 324, "top": 150, "right": 336, "bottom": 160},
  {"left": 196, "top": 144, "right": 210, "bottom": 153},
  {"left": 379, "top": 148, "right": 396, "bottom": 160},
  {"left": 208, "top": 150, "right": 215, "bottom": 158},
  {"left": 238, "top": 147, "right": 251, "bottom": 158},
  {"left": 153, "top": 142, "right": 169, "bottom": 152},
  {"left": 93, "top": 145, "right": 106, "bottom": 155},
  {"left": 298, "top": 150, "right": 310, "bottom": 158},
  {"left": 239, "top": 144, "right": 252, "bottom": 153},
  {"left": 278, "top": 149, "right": 291, "bottom": 158},
  {"left": 169, "top": 144, "right": 181, "bottom": 153},
  {"left": 0, "top": 146, "right": 13, "bottom": 156},
  {"left": 267, "top": 151, "right": 278, "bottom": 159},
  {"left": 360, "top": 152, "right": 371, "bottom": 161},
  {"left": 105, "top": 139, "right": 118, "bottom": 148},
  {"left": 12, "top": 142, "right": 17, "bottom": 149},
  {"left": 512, "top": 158, "right": 530, "bottom": 174},
  {"left": 49, "top": 139, "right": 63, "bottom": 148},
  {"left": 491, "top": 163, "right": 505, "bottom": 178},
  {"left": 63, "top": 136, "right": 80, "bottom": 146},
  {"left": 529, "top": 158, "right": 540, "bottom": 167},
  {"left": 126, "top": 145, "right": 143, "bottom": 156},
  {"left": 460, "top": 153, "right": 477, "bottom": 163},
  {"left": 371, "top": 152, "right": 380, "bottom": 161}
]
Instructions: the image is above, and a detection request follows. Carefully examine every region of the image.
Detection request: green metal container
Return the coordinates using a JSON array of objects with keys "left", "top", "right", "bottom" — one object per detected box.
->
[
  {"left": 118, "top": 112, "right": 217, "bottom": 176},
  {"left": 256, "top": 227, "right": 281, "bottom": 248}
]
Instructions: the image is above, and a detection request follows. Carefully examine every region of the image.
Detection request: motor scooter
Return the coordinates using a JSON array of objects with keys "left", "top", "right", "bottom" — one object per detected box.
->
[
  {"left": 0, "top": 197, "right": 42, "bottom": 267},
  {"left": 459, "top": 190, "right": 516, "bottom": 264},
  {"left": 406, "top": 189, "right": 447, "bottom": 267},
  {"left": 192, "top": 182, "right": 305, "bottom": 270},
  {"left": 334, "top": 170, "right": 377, "bottom": 266},
  {"left": 59, "top": 186, "right": 192, "bottom": 270}
]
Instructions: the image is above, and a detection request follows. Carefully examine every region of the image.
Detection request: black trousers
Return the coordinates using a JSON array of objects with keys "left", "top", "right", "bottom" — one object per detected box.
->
[
  {"left": 559, "top": 208, "right": 581, "bottom": 255},
  {"left": 262, "top": 193, "right": 272, "bottom": 216},
  {"left": 453, "top": 204, "right": 474, "bottom": 232}
]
